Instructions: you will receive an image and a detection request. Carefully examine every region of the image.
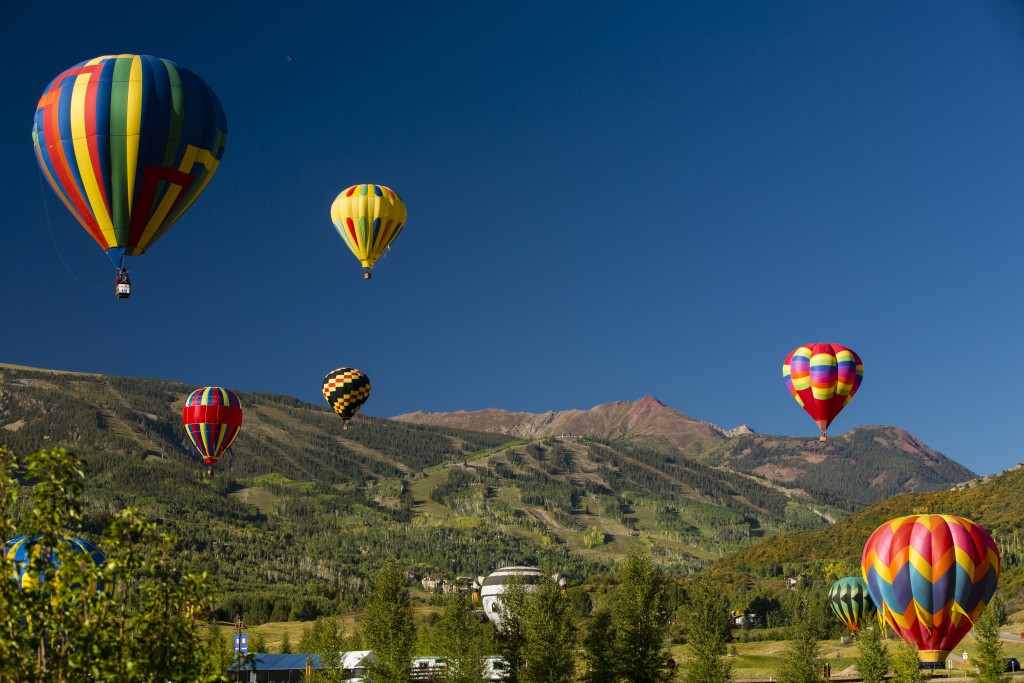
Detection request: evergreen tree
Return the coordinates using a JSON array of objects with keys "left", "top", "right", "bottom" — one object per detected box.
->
[
  {"left": 972, "top": 595, "right": 1007, "bottom": 682},
  {"left": 497, "top": 577, "right": 529, "bottom": 683},
  {"left": 776, "top": 593, "right": 823, "bottom": 683},
  {"left": 280, "top": 631, "right": 293, "bottom": 655},
  {"left": 521, "top": 576, "right": 577, "bottom": 683},
  {"left": 434, "top": 591, "right": 491, "bottom": 683},
  {"left": 612, "top": 544, "right": 673, "bottom": 683},
  {"left": 249, "top": 633, "right": 268, "bottom": 654},
  {"left": 681, "top": 578, "right": 732, "bottom": 683},
  {"left": 854, "top": 625, "right": 890, "bottom": 683},
  {"left": 891, "top": 642, "right": 925, "bottom": 683},
  {"left": 208, "top": 628, "right": 234, "bottom": 679},
  {"left": 361, "top": 559, "right": 416, "bottom": 683},
  {"left": 580, "top": 609, "right": 617, "bottom": 683}
]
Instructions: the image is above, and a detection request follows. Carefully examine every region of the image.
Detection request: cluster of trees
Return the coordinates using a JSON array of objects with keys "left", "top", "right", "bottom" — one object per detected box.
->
[
  {"left": 8, "top": 444, "right": 1013, "bottom": 683},
  {"left": 297, "top": 545, "right": 688, "bottom": 683},
  {"left": 0, "top": 446, "right": 231, "bottom": 681}
]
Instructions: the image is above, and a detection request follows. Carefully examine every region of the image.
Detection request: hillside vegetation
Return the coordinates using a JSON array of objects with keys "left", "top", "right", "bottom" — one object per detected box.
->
[
  {"left": 0, "top": 363, "right": 982, "bottom": 626},
  {"left": 709, "top": 464, "right": 1024, "bottom": 615},
  {"left": 394, "top": 396, "right": 974, "bottom": 511}
]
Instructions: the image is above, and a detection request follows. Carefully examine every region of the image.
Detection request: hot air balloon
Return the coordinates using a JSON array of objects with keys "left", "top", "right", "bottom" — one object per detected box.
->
[
  {"left": 330, "top": 184, "right": 407, "bottom": 278},
  {"left": 782, "top": 342, "right": 863, "bottom": 441},
  {"left": 322, "top": 368, "right": 371, "bottom": 429},
  {"left": 32, "top": 54, "right": 227, "bottom": 298},
  {"left": 828, "top": 576, "right": 877, "bottom": 633},
  {"left": 5, "top": 535, "right": 105, "bottom": 591},
  {"left": 478, "top": 566, "right": 546, "bottom": 628},
  {"left": 182, "top": 387, "right": 242, "bottom": 476},
  {"left": 183, "top": 601, "right": 213, "bottom": 621},
  {"left": 476, "top": 567, "right": 566, "bottom": 629},
  {"left": 862, "top": 514, "right": 1000, "bottom": 663}
]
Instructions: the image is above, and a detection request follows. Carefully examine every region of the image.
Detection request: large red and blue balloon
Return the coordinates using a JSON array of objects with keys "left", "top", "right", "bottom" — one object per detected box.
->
[
  {"left": 782, "top": 343, "right": 863, "bottom": 441},
  {"left": 32, "top": 54, "right": 227, "bottom": 270},
  {"left": 862, "top": 514, "right": 1000, "bottom": 662},
  {"left": 182, "top": 387, "right": 242, "bottom": 474}
]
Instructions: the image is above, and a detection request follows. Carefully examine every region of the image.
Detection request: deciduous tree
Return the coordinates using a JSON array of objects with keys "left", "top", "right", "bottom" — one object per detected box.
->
[
  {"left": 434, "top": 591, "right": 491, "bottom": 683},
  {"left": 891, "top": 641, "right": 925, "bottom": 683},
  {"left": 521, "top": 576, "right": 576, "bottom": 683},
  {"left": 854, "top": 625, "right": 890, "bottom": 683},
  {"left": 972, "top": 595, "right": 1007, "bottom": 683},
  {"left": 776, "top": 592, "right": 823, "bottom": 683},
  {"left": 681, "top": 578, "right": 731, "bottom": 683}
]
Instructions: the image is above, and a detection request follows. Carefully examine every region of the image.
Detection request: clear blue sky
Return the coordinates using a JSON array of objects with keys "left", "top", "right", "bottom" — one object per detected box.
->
[{"left": 3, "top": 2, "right": 1023, "bottom": 475}]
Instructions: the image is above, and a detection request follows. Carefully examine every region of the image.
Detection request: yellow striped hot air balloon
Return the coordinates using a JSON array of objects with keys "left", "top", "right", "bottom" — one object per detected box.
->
[{"left": 330, "top": 184, "right": 407, "bottom": 279}]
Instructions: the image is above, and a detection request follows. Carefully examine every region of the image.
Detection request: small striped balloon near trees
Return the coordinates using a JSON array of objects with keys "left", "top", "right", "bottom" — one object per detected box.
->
[{"left": 827, "top": 576, "right": 877, "bottom": 633}]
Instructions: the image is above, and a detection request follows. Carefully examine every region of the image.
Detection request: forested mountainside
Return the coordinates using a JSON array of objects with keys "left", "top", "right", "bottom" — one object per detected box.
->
[
  {"left": 716, "top": 427, "right": 975, "bottom": 511},
  {"left": 0, "top": 364, "right": 976, "bottom": 625},
  {"left": 708, "top": 463, "right": 1024, "bottom": 617},
  {"left": 395, "top": 397, "right": 974, "bottom": 510}
]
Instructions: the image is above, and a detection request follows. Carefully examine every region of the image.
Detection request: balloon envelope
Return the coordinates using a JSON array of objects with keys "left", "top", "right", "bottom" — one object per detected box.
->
[
  {"left": 182, "top": 387, "right": 242, "bottom": 466},
  {"left": 322, "top": 368, "right": 371, "bottom": 427},
  {"left": 828, "top": 576, "right": 876, "bottom": 632},
  {"left": 782, "top": 342, "right": 863, "bottom": 438},
  {"left": 330, "top": 184, "right": 407, "bottom": 276},
  {"left": 32, "top": 54, "right": 227, "bottom": 267},
  {"left": 479, "top": 566, "right": 545, "bottom": 628},
  {"left": 5, "top": 535, "right": 105, "bottom": 591},
  {"left": 862, "top": 514, "right": 1000, "bottom": 662}
]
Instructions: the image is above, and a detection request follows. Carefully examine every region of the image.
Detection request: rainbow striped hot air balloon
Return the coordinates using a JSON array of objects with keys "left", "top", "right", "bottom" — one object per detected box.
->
[
  {"left": 182, "top": 387, "right": 242, "bottom": 475},
  {"left": 782, "top": 342, "right": 863, "bottom": 441},
  {"left": 828, "top": 576, "right": 877, "bottom": 633},
  {"left": 862, "top": 514, "right": 1000, "bottom": 663},
  {"left": 5, "top": 535, "right": 105, "bottom": 592},
  {"left": 330, "top": 184, "right": 407, "bottom": 279},
  {"left": 32, "top": 54, "right": 227, "bottom": 294}
]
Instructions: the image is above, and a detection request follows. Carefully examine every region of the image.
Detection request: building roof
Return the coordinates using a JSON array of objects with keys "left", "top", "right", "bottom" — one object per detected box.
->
[
  {"left": 228, "top": 653, "right": 322, "bottom": 672},
  {"left": 341, "top": 650, "right": 373, "bottom": 668}
]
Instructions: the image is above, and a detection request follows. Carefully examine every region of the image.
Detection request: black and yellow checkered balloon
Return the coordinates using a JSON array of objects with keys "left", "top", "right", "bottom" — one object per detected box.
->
[{"left": 322, "top": 367, "right": 371, "bottom": 429}]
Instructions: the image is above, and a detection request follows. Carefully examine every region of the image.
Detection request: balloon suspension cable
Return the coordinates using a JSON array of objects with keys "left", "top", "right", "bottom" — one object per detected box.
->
[{"left": 37, "top": 170, "right": 107, "bottom": 288}]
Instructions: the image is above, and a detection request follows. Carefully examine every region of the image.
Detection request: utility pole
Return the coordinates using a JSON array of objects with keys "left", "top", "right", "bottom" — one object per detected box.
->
[{"left": 234, "top": 614, "right": 246, "bottom": 683}]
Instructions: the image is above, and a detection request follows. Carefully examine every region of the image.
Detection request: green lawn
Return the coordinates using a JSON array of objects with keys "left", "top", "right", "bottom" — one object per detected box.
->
[{"left": 666, "top": 634, "right": 1024, "bottom": 681}]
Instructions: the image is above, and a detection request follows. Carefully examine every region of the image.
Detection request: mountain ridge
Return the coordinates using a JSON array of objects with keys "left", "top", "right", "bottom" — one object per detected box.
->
[
  {"left": 392, "top": 396, "right": 974, "bottom": 503},
  {"left": 395, "top": 396, "right": 727, "bottom": 446}
]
